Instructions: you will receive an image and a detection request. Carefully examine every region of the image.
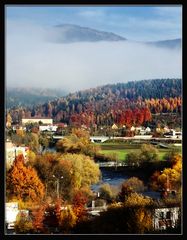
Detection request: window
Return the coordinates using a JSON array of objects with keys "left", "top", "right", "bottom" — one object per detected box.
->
[
  {"left": 159, "top": 211, "right": 164, "bottom": 220},
  {"left": 166, "top": 211, "right": 172, "bottom": 219}
]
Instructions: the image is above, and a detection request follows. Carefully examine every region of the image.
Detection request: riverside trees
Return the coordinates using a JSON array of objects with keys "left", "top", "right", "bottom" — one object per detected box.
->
[
  {"left": 28, "top": 152, "right": 100, "bottom": 201},
  {"left": 125, "top": 144, "right": 159, "bottom": 167},
  {"left": 27, "top": 134, "right": 101, "bottom": 201},
  {"left": 150, "top": 153, "right": 182, "bottom": 195},
  {"left": 56, "top": 128, "right": 100, "bottom": 157}
]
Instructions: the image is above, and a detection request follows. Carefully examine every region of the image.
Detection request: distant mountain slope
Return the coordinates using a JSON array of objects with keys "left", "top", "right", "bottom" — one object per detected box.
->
[
  {"left": 51, "top": 24, "right": 127, "bottom": 43},
  {"left": 6, "top": 88, "right": 67, "bottom": 109},
  {"left": 48, "top": 24, "right": 181, "bottom": 49},
  {"left": 146, "top": 38, "right": 181, "bottom": 49}
]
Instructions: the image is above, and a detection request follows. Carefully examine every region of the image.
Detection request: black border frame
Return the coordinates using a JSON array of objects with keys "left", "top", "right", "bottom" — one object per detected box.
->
[{"left": 1, "top": 1, "right": 185, "bottom": 239}]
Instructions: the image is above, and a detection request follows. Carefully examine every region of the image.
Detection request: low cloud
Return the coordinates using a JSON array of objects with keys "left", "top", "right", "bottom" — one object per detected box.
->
[{"left": 6, "top": 20, "right": 182, "bottom": 93}]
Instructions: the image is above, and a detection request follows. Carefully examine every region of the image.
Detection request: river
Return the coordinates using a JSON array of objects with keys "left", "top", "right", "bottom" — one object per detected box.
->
[
  {"left": 92, "top": 168, "right": 128, "bottom": 190},
  {"left": 45, "top": 148, "right": 160, "bottom": 199},
  {"left": 91, "top": 168, "right": 161, "bottom": 199}
]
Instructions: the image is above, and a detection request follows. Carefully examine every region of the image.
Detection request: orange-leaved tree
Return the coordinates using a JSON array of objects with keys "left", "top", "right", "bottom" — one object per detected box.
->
[
  {"left": 32, "top": 203, "right": 48, "bottom": 233},
  {"left": 6, "top": 154, "right": 45, "bottom": 202},
  {"left": 72, "top": 190, "right": 88, "bottom": 221}
]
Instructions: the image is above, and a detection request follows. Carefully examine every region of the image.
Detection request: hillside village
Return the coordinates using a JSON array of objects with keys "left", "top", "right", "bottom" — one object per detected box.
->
[{"left": 5, "top": 113, "right": 182, "bottom": 234}]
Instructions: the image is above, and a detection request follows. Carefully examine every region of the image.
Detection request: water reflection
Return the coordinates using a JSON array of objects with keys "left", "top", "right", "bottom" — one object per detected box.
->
[
  {"left": 92, "top": 169, "right": 160, "bottom": 199},
  {"left": 92, "top": 169, "right": 128, "bottom": 191}
]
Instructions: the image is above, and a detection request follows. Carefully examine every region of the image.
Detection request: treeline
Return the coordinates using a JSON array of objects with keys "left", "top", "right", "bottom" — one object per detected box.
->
[{"left": 8, "top": 79, "right": 182, "bottom": 127}]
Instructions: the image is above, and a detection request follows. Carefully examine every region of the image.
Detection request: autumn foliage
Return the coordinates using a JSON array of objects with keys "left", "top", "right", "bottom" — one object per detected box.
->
[
  {"left": 72, "top": 190, "right": 88, "bottom": 221},
  {"left": 6, "top": 154, "right": 45, "bottom": 202},
  {"left": 150, "top": 153, "right": 182, "bottom": 192},
  {"left": 32, "top": 203, "right": 47, "bottom": 233},
  {"left": 8, "top": 79, "right": 181, "bottom": 129}
]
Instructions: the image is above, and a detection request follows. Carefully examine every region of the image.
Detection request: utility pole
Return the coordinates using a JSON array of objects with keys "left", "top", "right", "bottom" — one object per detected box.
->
[
  {"left": 166, "top": 174, "right": 170, "bottom": 192},
  {"left": 56, "top": 179, "right": 59, "bottom": 199},
  {"left": 161, "top": 171, "right": 170, "bottom": 193},
  {"left": 53, "top": 175, "right": 63, "bottom": 199}
]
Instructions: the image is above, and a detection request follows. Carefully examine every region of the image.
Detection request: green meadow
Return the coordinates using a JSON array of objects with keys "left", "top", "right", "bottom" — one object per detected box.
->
[{"left": 97, "top": 142, "right": 181, "bottom": 162}]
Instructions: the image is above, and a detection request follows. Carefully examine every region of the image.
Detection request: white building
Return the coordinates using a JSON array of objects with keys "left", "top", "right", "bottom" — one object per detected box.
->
[
  {"left": 153, "top": 207, "right": 180, "bottom": 230},
  {"left": 135, "top": 126, "right": 143, "bottom": 131},
  {"left": 5, "top": 202, "right": 19, "bottom": 229},
  {"left": 39, "top": 125, "right": 58, "bottom": 132},
  {"left": 12, "top": 125, "right": 26, "bottom": 131},
  {"left": 163, "top": 126, "right": 170, "bottom": 133},
  {"left": 111, "top": 124, "right": 118, "bottom": 130},
  {"left": 6, "top": 141, "right": 29, "bottom": 167},
  {"left": 145, "top": 127, "right": 151, "bottom": 132},
  {"left": 164, "top": 130, "right": 182, "bottom": 139},
  {"left": 5, "top": 202, "right": 29, "bottom": 230},
  {"left": 22, "top": 117, "right": 53, "bottom": 125}
]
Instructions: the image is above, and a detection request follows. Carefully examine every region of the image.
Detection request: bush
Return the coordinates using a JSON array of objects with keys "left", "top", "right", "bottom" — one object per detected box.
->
[
  {"left": 14, "top": 217, "right": 33, "bottom": 234},
  {"left": 126, "top": 151, "right": 141, "bottom": 167},
  {"left": 140, "top": 144, "right": 159, "bottom": 162},
  {"left": 118, "top": 177, "right": 146, "bottom": 202},
  {"left": 99, "top": 183, "right": 115, "bottom": 202}
]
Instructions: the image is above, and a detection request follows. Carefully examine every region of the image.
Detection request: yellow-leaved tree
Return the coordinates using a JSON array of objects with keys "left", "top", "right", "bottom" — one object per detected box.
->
[{"left": 150, "top": 153, "right": 182, "bottom": 192}]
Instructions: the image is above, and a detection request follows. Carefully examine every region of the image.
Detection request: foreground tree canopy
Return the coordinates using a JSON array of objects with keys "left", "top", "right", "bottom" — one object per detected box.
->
[
  {"left": 28, "top": 152, "right": 101, "bottom": 201},
  {"left": 75, "top": 193, "right": 154, "bottom": 234},
  {"left": 6, "top": 154, "right": 45, "bottom": 202}
]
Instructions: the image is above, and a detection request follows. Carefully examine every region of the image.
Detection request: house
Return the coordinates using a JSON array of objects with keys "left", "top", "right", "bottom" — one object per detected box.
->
[
  {"left": 6, "top": 140, "right": 29, "bottom": 167},
  {"left": 12, "top": 125, "right": 26, "bottom": 131},
  {"left": 163, "top": 126, "right": 170, "bottom": 133},
  {"left": 39, "top": 125, "right": 58, "bottom": 132},
  {"left": 153, "top": 207, "right": 180, "bottom": 230},
  {"left": 156, "top": 127, "right": 161, "bottom": 133},
  {"left": 138, "top": 127, "right": 151, "bottom": 135},
  {"left": 5, "top": 202, "right": 30, "bottom": 230},
  {"left": 111, "top": 124, "right": 118, "bottom": 130},
  {"left": 163, "top": 129, "right": 182, "bottom": 139},
  {"left": 135, "top": 126, "right": 143, "bottom": 131},
  {"left": 22, "top": 117, "right": 53, "bottom": 125},
  {"left": 145, "top": 127, "right": 151, "bottom": 133},
  {"left": 130, "top": 126, "right": 135, "bottom": 131},
  {"left": 56, "top": 123, "right": 68, "bottom": 128},
  {"left": 5, "top": 202, "right": 19, "bottom": 230},
  {"left": 81, "top": 124, "right": 89, "bottom": 129}
]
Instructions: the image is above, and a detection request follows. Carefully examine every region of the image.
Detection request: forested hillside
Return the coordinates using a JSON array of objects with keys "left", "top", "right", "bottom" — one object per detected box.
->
[
  {"left": 8, "top": 79, "right": 182, "bottom": 128},
  {"left": 6, "top": 87, "right": 67, "bottom": 109}
]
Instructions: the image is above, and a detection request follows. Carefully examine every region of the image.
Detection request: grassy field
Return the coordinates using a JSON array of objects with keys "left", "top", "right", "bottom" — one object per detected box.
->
[{"left": 98, "top": 142, "right": 181, "bottom": 162}]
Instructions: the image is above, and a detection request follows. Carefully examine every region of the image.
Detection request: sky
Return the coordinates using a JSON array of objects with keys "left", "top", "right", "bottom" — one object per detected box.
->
[{"left": 5, "top": 5, "right": 182, "bottom": 93}]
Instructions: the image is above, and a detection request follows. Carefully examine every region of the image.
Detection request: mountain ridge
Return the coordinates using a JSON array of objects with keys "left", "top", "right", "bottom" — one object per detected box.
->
[
  {"left": 50, "top": 23, "right": 181, "bottom": 49},
  {"left": 52, "top": 23, "right": 127, "bottom": 43},
  {"left": 146, "top": 38, "right": 181, "bottom": 49}
]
